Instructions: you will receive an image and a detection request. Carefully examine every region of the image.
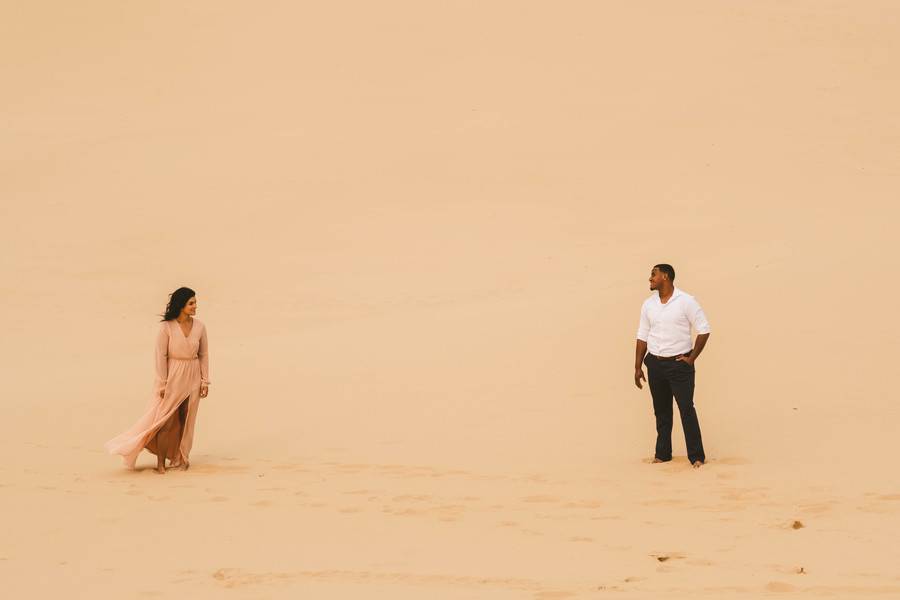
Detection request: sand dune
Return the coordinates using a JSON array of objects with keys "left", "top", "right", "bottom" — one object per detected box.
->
[{"left": 2, "top": 1, "right": 899, "bottom": 598}]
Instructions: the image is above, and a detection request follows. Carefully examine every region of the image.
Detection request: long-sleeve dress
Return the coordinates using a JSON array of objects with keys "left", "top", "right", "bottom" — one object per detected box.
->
[{"left": 105, "top": 318, "right": 210, "bottom": 468}]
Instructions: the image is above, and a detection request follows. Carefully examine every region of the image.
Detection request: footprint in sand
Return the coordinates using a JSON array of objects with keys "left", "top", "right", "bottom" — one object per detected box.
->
[
  {"left": 773, "top": 565, "right": 807, "bottom": 576},
  {"left": 519, "top": 528, "right": 544, "bottom": 537},
  {"left": 715, "top": 457, "right": 750, "bottom": 465},
  {"left": 193, "top": 463, "right": 250, "bottom": 474},
  {"left": 766, "top": 581, "right": 796, "bottom": 592},
  {"left": 799, "top": 502, "right": 834, "bottom": 514},
  {"left": 652, "top": 552, "right": 686, "bottom": 562},
  {"left": 686, "top": 558, "right": 715, "bottom": 567},
  {"left": 273, "top": 463, "right": 311, "bottom": 473},
  {"left": 522, "top": 495, "right": 559, "bottom": 503},
  {"left": 534, "top": 591, "right": 576, "bottom": 599},
  {"left": 392, "top": 494, "right": 433, "bottom": 502},
  {"left": 641, "top": 498, "right": 687, "bottom": 507},
  {"left": 212, "top": 568, "right": 290, "bottom": 588}
]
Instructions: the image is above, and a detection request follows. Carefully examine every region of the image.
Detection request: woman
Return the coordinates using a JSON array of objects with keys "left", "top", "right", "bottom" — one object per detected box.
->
[{"left": 105, "top": 287, "right": 210, "bottom": 473}]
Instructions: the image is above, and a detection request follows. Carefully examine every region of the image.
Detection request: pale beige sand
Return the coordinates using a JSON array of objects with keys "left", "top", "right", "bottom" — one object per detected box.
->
[{"left": 2, "top": 1, "right": 899, "bottom": 598}]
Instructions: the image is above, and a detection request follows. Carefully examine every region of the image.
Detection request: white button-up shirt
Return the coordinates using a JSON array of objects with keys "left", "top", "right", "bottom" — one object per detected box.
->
[{"left": 636, "top": 288, "right": 710, "bottom": 357}]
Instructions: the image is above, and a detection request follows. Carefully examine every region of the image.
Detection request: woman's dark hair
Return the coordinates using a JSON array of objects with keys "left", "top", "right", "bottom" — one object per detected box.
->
[{"left": 161, "top": 287, "right": 196, "bottom": 321}]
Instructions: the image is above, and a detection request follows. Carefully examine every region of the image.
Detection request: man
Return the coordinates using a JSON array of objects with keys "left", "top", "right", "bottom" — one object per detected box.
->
[{"left": 634, "top": 264, "right": 710, "bottom": 468}]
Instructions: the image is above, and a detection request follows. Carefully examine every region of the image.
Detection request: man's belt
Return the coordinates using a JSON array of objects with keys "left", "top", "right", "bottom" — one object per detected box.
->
[{"left": 648, "top": 352, "right": 691, "bottom": 361}]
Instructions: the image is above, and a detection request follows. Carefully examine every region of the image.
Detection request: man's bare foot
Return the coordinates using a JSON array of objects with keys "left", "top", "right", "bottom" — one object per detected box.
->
[
  {"left": 692, "top": 460, "right": 704, "bottom": 469},
  {"left": 652, "top": 458, "right": 666, "bottom": 463}
]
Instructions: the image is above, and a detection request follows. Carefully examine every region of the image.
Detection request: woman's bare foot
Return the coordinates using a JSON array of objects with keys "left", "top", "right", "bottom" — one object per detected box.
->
[
  {"left": 155, "top": 465, "right": 166, "bottom": 474},
  {"left": 175, "top": 461, "right": 190, "bottom": 471}
]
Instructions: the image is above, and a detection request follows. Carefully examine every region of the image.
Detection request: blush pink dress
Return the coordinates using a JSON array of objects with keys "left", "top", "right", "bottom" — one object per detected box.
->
[{"left": 105, "top": 318, "right": 210, "bottom": 468}]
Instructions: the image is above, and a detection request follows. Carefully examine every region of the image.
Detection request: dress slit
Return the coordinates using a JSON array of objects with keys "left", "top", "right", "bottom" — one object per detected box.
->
[{"left": 144, "top": 395, "right": 190, "bottom": 463}]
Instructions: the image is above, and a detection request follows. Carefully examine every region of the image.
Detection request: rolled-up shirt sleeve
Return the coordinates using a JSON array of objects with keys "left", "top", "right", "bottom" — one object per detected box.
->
[
  {"left": 636, "top": 302, "right": 650, "bottom": 341},
  {"left": 685, "top": 297, "right": 711, "bottom": 334}
]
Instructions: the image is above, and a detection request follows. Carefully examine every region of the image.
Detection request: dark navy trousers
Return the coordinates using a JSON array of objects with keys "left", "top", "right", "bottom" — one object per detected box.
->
[{"left": 645, "top": 354, "right": 706, "bottom": 463}]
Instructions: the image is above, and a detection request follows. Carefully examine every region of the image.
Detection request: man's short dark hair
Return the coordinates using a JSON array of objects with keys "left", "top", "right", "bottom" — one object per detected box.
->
[{"left": 654, "top": 263, "right": 675, "bottom": 281}]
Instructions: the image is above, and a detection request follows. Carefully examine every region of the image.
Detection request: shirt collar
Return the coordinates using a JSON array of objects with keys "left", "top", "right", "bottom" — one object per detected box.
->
[{"left": 656, "top": 287, "right": 683, "bottom": 304}]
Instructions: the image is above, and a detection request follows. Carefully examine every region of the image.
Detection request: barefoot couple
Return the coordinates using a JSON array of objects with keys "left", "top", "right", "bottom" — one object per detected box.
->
[{"left": 106, "top": 264, "right": 711, "bottom": 472}]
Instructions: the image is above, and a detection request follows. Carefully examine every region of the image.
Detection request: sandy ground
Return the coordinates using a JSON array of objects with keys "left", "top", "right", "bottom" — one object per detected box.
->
[{"left": 2, "top": 1, "right": 900, "bottom": 598}]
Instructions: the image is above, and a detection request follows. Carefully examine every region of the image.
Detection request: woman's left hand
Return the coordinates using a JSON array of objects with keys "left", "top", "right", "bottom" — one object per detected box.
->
[{"left": 200, "top": 385, "right": 209, "bottom": 398}]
